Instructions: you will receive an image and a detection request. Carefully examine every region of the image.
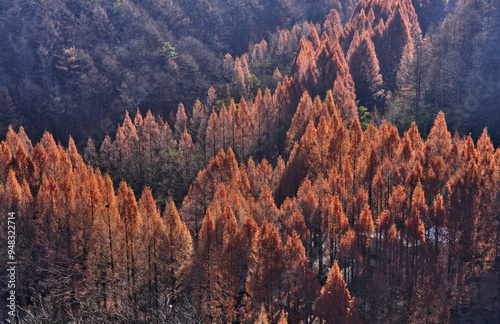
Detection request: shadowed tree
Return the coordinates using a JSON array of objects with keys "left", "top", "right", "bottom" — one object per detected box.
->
[
  {"left": 246, "top": 221, "right": 284, "bottom": 321},
  {"left": 347, "top": 32, "right": 385, "bottom": 111},
  {"left": 174, "top": 103, "right": 188, "bottom": 142},
  {"left": 283, "top": 231, "right": 320, "bottom": 323},
  {"left": 286, "top": 91, "right": 313, "bottom": 154}
]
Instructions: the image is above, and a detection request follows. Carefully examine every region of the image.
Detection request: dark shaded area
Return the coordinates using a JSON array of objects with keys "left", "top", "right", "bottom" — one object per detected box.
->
[{"left": 0, "top": 0, "right": 350, "bottom": 148}]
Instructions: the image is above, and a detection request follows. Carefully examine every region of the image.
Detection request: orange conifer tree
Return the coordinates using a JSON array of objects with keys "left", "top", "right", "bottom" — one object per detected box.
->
[
  {"left": 314, "top": 261, "right": 357, "bottom": 323},
  {"left": 283, "top": 231, "right": 320, "bottom": 323},
  {"left": 163, "top": 198, "right": 193, "bottom": 305},
  {"left": 117, "top": 181, "right": 142, "bottom": 308},
  {"left": 246, "top": 221, "right": 284, "bottom": 320}
]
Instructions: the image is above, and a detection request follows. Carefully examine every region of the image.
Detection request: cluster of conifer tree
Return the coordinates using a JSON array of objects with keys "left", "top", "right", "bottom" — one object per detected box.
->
[
  {"left": 1, "top": 99, "right": 500, "bottom": 322},
  {"left": 219, "top": 0, "right": 500, "bottom": 141},
  {"left": 1, "top": 0, "right": 500, "bottom": 322}
]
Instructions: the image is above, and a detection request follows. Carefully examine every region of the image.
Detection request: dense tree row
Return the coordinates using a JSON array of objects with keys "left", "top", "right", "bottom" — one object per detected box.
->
[
  {"left": 84, "top": 69, "right": 363, "bottom": 203},
  {"left": 279, "top": 110, "right": 500, "bottom": 322},
  {"left": 176, "top": 103, "right": 500, "bottom": 322},
  {"left": 269, "top": 0, "right": 500, "bottom": 143},
  {"left": 285, "top": 0, "right": 421, "bottom": 115},
  {"left": 0, "top": 127, "right": 193, "bottom": 321},
  {"left": 2, "top": 106, "right": 500, "bottom": 321}
]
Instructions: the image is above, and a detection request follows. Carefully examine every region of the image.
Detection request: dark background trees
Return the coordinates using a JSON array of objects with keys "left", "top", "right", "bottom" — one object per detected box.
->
[
  {"left": 0, "top": 0, "right": 347, "bottom": 149},
  {"left": 2, "top": 0, "right": 499, "bottom": 146}
]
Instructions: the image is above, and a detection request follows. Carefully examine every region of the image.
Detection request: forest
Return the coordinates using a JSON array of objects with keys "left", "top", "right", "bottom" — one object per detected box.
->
[{"left": 1, "top": 0, "right": 500, "bottom": 322}]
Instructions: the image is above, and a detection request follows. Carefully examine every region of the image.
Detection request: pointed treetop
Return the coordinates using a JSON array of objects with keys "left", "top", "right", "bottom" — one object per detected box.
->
[
  {"left": 67, "top": 136, "right": 85, "bottom": 170},
  {"left": 426, "top": 112, "right": 451, "bottom": 158},
  {"left": 122, "top": 110, "right": 137, "bottom": 135},
  {"left": 174, "top": 103, "right": 188, "bottom": 141},
  {"left": 349, "top": 117, "right": 363, "bottom": 146},
  {"left": 138, "top": 187, "right": 158, "bottom": 215},
  {"left": 407, "top": 122, "right": 423, "bottom": 152},
  {"left": 4, "top": 169, "right": 22, "bottom": 209},
  {"left": 198, "top": 209, "right": 216, "bottom": 256},
  {"left": 207, "top": 87, "right": 217, "bottom": 107},
  {"left": 477, "top": 128, "right": 494, "bottom": 155},
  {"left": 411, "top": 181, "right": 428, "bottom": 217},
  {"left": 377, "top": 210, "right": 393, "bottom": 233},
  {"left": 355, "top": 204, "right": 374, "bottom": 236},
  {"left": 307, "top": 27, "right": 321, "bottom": 50},
  {"left": 314, "top": 261, "right": 356, "bottom": 323},
  {"left": 117, "top": 181, "right": 142, "bottom": 230},
  {"left": 285, "top": 230, "right": 307, "bottom": 263},
  {"left": 220, "top": 205, "right": 239, "bottom": 242},
  {"left": 255, "top": 185, "right": 279, "bottom": 226},
  {"left": 134, "top": 108, "right": 143, "bottom": 128},
  {"left": 405, "top": 208, "right": 426, "bottom": 243},
  {"left": 40, "top": 131, "right": 58, "bottom": 155},
  {"left": 431, "top": 194, "right": 447, "bottom": 228},
  {"left": 241, "top": 215, "right": 259, "bottom": 241},
  {"left": 6, "top": 125, "right": 21, "bottom": 155},
  {"left": 286, "top": 211, "right": 310, "bottom": 247},
  {"left": 324, "top": 9, "right": 342, "bottom": 37},
  {"left": 179, "top": 128, "right": 194, "bottom": 154},
  {"left": 17, "top": 126, "right": 33, "bottom": 154},
  {"left": 330, "top": 194, "right": 349, "bottom": 232}
]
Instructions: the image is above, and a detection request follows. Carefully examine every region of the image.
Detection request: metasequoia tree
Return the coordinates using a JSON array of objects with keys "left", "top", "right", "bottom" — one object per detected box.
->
[
  {"left": 90, "top": 174, "right": 121, "bottom": 310},
  {"left": 252, "top": 90, "right": 267, "bottom": 158},
  {"left": 117, "top": 181, "right": 142, "bottom": 309},
  {"left": 314, "top": 261, "right": 358, "bottom": 323},
  {"left": 236, "top": 97, "right": 255, "bottom": 161},
  {"left": 163, "top": 198, "right": 193, "bottom": 305},
  {"left": 137, "top": 187, "right": 165, "bottom": 309},
  {"left": 354, "top": 204, "right": 374, "bottom": 275},
  {"left": 141, "top": 110, "right": 163, "bottom": 186},
  {"left": 178, "top": 128, "right": 195, "bottom": 181},
  {"left": 325, "top": 194, "right": 349, "bottom": 268},
  {"left": 205, "top": 108, "right": 221, "bottom": 159},
  {"left": 214, "top": 205, "right": 241, "bottom": 322},
  {"left": 174, "top": 103, "right": 188, "bottom": 142},
  {"left": 283, "top": 231, "right": 320, "bottom": 323},
  {"left": 348, "top": 31, "right": 385, "bottom": 111},
  {"left": 246, "top": 221, "right": 284, "bottom": 320},
  {"left": 286, "top": 91, "right": 313, "bottom": 154},
  {"left": 255, "top": 185, "right": 280, "bottom": 227},
  {"left": 196, "top": 209, "right": 222, "bottom": 321}
]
